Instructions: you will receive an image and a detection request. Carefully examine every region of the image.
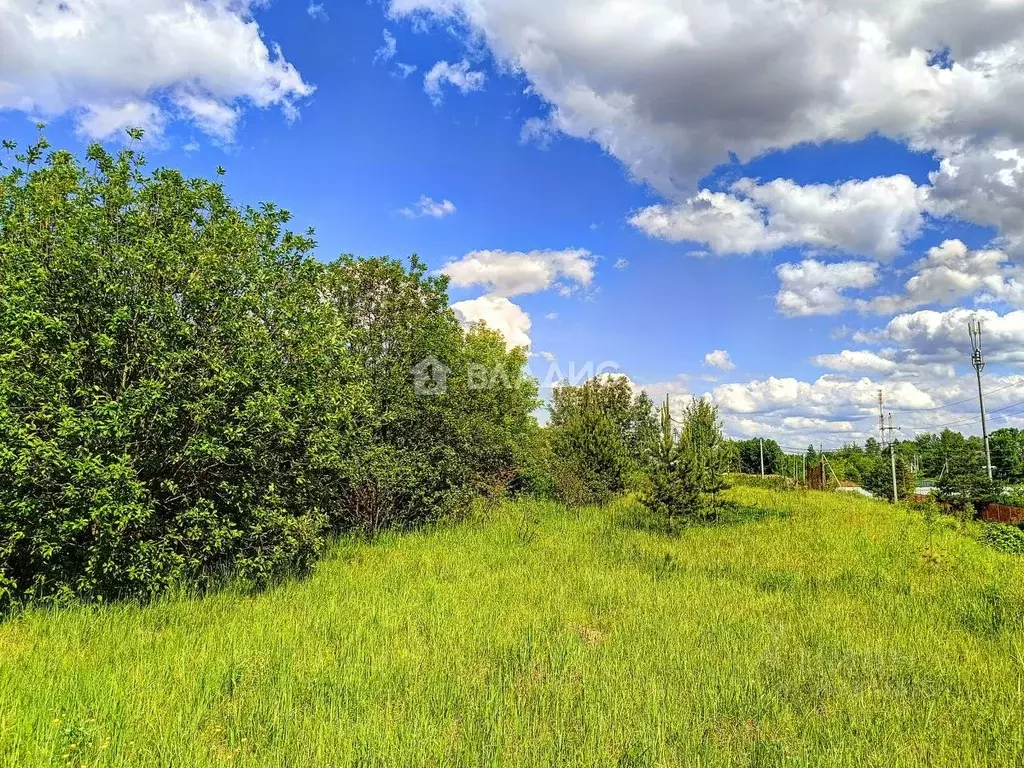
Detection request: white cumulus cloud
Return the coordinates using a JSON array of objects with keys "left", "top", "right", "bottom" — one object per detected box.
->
[
  {"left": 451, "top": 295, "right": 532, "bottom": 350},
  {"left": 390, "top": 0, "right": 1024, "bottom": 255},
  {"left": 631, "top": 175, "right": 928, "bottom": 259},
  {"left": 704, "top": 349, "right": 735, "bottom": 371},
  {"left": 858, "top": 307, "right": 1024, "bottom": 365},
  {"left": 811, "top": 350, "right": 897, "bottom": 375},
  {"left": 76, "top": 101, "right": 165, "bottom": 140},
  {"left": 928, "top": 148, "right": 1024, "bottom": 254},
  {"left": 775, "top": 260, "right": 880, "bottom": 317},
  {"left": 861, "top": 239, "right": 1024, "bottom": 314},
  {"left": 442, "top": 248, "right": 596, "bottom": 297},
  {"left": 388, "top": 0, "right": 1024, "bottom": 194},
  {"left": 0, "top": 0, "right": 313, "bottom": 141}
]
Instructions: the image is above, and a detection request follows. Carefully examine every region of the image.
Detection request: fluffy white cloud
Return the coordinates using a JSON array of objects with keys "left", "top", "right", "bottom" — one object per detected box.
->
[
  {"left": 632, "top": 175, "right": 928, "bottom": 259},
  {"left": 402, "top": 195, "right": 457, "bottom": 218},
  {"left": 707, "top": 374, "right": 934, "bottom": 445},
  {"left": 813, "top": 347, "right": 957, "bottom": 379},
  {"left": 739, "top": 176, "right": 928, "bottom": 260},
  {"left": 173, "top": 92, "right": 239, "bottom": 140},
  {"left": 928, "top": 147, "right": 1024, "bottom": 253},
  {"left": 704, "top": 349, "right": 735, "bottom": 371},
  {"left": 781, "top": 416, "right": 855, "bottom": 433},
  {"left": 389, "top": 0, "right": 1024, "bottom": 198},
  {"left": 389, "top": 0, "right": 1024, "bottom": 259},
  {"left": 633, "top": 363, "right": 1024, "bottom": 445},
  {"left": 0, "top": 0, "right": 313, "bottom": 140},
  {"left": 76, "top": 101, "right": 165, "bottom": 140},
  {"left": 520, "top": 116, "right": 558, "bottom": 148},
  {"left": 635, "top": 376, "right": 692, "bottom": 418},
  {"left": 423, "top": 60, "right": 486, "bottom": 105},
  {"left": 714, "top": 370, "right": 1024, "bottom": 444},
  {"left": 614, "top": 258, "right": 629, "bottom": 269},
  {"left": 775, "top": 260, "right": 880, "bottom": 317},
  {"left": 711, "top": 375, "right": 937, "bottom": 415},
  {"left": 630, "top": 190, "right": 780, "bottom": 255},
  {"left": 861, "top": 239, "right": 1024, "bottom": 314},
  {"left": 811, "top": 350, "right": 897, "bottom": 375},
  {"left": 442, "top": 248, "right": 595, "bottom": 296},
  {"left": 859, "top": 307, "right": 1024, "bottom": 365},
  {"left": 308, "top": 3, "right": 328, "bottom": 21},
  {"left": 451, "top": 295, "right": 532, "bottom": 350}
]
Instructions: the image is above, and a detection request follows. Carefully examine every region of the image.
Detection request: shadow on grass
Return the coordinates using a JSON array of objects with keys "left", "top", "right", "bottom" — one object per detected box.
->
[{"left": 615, "top": 499, "right": 790, "bottom": 536}]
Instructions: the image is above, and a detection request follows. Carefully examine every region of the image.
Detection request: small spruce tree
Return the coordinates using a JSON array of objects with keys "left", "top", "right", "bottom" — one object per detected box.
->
[
  {"left": 641, "top": 398, "right": 700, "bottom": 523},
  {"left": 680, "top": 396, "right": 728, "bottom": 508}
]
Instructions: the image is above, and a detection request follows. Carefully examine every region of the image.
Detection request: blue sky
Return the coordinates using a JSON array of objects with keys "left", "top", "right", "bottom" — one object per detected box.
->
[{"left": 6, "top": 0, "right": 1024, "bottom": 449}]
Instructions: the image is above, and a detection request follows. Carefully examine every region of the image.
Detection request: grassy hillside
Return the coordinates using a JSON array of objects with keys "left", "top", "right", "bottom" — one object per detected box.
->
[{"left": 1, "top": 489, "right": 1022, "bottom": 767}]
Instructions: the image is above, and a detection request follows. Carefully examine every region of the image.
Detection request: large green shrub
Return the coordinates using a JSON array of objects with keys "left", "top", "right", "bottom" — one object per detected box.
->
[
  {"left": 0, "top": 136, "right": 371, "bottom": 606},
  {"left": 862, "top": 450, "right": 916, "bottom": 502},
  {"left": 0, "top": 134, "right": 541, "bottom": 607},
  {"left": 319, "top": 257, "right": 539, "bottom": 530},
  {"left": 937, "top": 433, "right": 998, "bottom": 512},
  {"left": 980, "top": 524, "right": 1024, "bottom": 556},
  {"left": 547, "top": 375, "right": 655, "bottom": 505}
]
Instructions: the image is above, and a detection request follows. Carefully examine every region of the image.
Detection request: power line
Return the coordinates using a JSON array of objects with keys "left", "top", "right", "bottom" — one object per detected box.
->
[
  {"left": 902, "top": 397, "right": 1024, "bottom": 433},
  {"left": 714, "top": 380, "right": 1024, "bottom": 435},
  {"left": 701, "top": 379, "right": 1024, "bottom": 454}
]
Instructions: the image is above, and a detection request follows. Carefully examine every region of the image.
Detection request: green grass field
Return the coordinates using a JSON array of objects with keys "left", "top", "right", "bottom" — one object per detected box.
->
[{"left": 2, "top": 488, "right": 1023, "bottom": 767}]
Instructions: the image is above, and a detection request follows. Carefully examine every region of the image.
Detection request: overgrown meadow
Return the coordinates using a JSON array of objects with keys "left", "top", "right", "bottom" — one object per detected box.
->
[
  {"left": 2, "top": 488, "right": 1023, "bottom": 767},
  {"left": 3, "top": 136, "right": 1024, "bottom": 767}
]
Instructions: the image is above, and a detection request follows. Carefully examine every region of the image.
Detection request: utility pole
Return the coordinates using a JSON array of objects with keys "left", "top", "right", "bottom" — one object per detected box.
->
[
  {"left": 759, "top": 437, "right": 765, "bottom": 477},
  {"left": 802, "top": 453, "right": 806, "bottom": 485},
  {"left": 878, "top": 389, "right": 885, "bottom": 447},
  {"left": 882, "top": 413, "right": 901, "bottom": 502},
  {"left": 968, "top": 318, "right": 994, "bottom": 481}
]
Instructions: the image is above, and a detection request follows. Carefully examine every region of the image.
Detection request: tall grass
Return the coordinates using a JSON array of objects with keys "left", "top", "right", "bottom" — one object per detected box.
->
[{"left": 1, "top": 489, "right": 1022, "bottom": 766}]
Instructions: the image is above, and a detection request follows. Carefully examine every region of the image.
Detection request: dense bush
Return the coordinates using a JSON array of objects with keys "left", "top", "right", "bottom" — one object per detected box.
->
[
  {"left": 0, "top": 135, "right": 538, "bottom": 608},
  {"left": 862, "top": 451, "right": 916, "bottom": 502},
  {"left": 937, "top": 436, "right": 998, "bottom": 512},
  {"left": 979, "top": 524, "right": 1024, "bottom": 556},
  {"left": 731, "top": 437, "right": 784, "bottom": 475},
  {"left": 318, "top": 256, "right": 539, "bottom": 531},
  {"left": 546, "top": 375, "right": 656, "bottom": 505}
]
